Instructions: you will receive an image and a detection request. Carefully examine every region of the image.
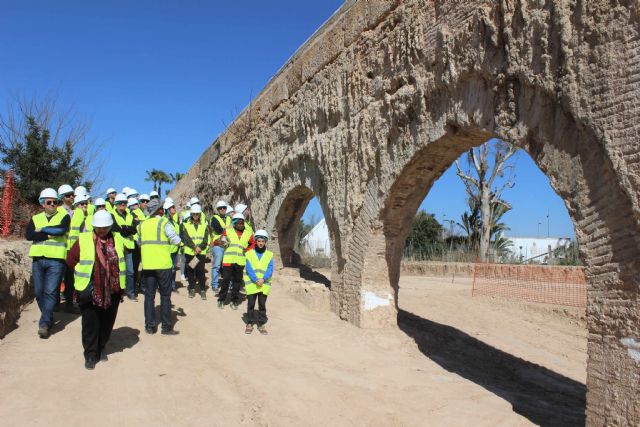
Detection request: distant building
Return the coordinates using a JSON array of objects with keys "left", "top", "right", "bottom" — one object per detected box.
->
[
  {"left": 506, "top": 236, "right": 572, "bottom": 263},
  {"left": 301, "top": 218, "right": 331, "bottom": 257}
]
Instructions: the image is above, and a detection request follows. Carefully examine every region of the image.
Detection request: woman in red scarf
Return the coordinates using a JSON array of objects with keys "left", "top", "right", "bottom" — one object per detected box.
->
[{"left": 67, "top": 210, "right": 126, "bottom": 370}]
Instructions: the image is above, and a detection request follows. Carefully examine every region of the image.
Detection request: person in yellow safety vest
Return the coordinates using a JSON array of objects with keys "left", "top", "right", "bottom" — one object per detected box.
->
[
  {"left": 128, "top": 197, "right": 145, "bottom": 293},
  {"left": 180, "top": 204, "right": 210, "bottom": 299},
  {"left": 217, "top": 213, "right": 255, "bottom": 310},
  {"left": 149, "top": 190, "right": 160, "bottom": 201},
  {"left": 66, "top": 210, "right": 126, "bottom": 370},
  {"left": 137, "top": 198, "right": 182, "bottom": 335},
  {"left": 189, "top": 197, "right": 207, "bottom": 226},
  {"left": 178, "top": 202, "right": 191, "bottom": 282},
  {"left": 68, "top": 193, "right": 93, "bottom": 251},
  {"left": 139, "top": 194, "right": 150, "bottom": 215},
  {"left": 105, "top": 187, "right": 117, "bottom": 213},
  {"left": 111, "top": 193, "right": 139, "bottom": 301},
  {"left": 26, "top": 188, "right": 71, "bottom": 338},
  {"left": 94, "top": 198, "right": 107, "bottom": 212},
  {"left": 234, "top": 203, "right": 253, "bottom": 235},
  {"left": 163, "top": 198, "right": 180, "bottom": 291},
  {"left": 243, "top": 229, "right": 274, "bottom": 335},
  {"left": 56, "top": 184, "right": 76, "bottom": 308},
  {"left": 209, "top": 200, "right": 231, "bottom": 294}
]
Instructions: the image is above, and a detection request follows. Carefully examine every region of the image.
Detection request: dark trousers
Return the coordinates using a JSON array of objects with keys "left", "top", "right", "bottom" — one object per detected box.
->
[
  {"left": 185, "top": 254, "right": 206, "bottom": 293},
  {"left": 217, "top": 264, "right": 244, "bottom": 304},
  {"left": 133, "top": 245, "right": 142, "bottom": 292},
  {"left": 80, "top": 297, "right": 120, "bottom": 361},
  {"left": 61, "top": 265, "right": 75, "bottom": 304},
  {"left": 143, "top": 269, "right": 173, "bottom": 331},
  {"left": 246, "top": 293, "right": 267, "bottom": 325}
]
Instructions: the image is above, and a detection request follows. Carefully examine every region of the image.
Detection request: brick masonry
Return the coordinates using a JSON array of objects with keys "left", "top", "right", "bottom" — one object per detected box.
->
[{"left": 171, "top": 1, "right": 640, "bottom": 424}]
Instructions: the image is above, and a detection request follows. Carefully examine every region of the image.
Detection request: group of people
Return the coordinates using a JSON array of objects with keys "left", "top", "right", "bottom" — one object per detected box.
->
[{"left": 27, "top": 184, "right": 274, "bottom": 369}]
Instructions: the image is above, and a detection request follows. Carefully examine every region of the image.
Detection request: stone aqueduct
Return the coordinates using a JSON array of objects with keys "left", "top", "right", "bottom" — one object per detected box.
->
[{"left": 170, "top": 0, "right": 640, "bottom": 424}]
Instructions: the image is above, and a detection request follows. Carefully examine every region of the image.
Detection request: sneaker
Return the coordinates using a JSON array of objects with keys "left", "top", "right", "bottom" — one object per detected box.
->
[
  {"left": 181, "top": 274, "right": 187, "bottom": 282},
  {"left": 161, "top": 329, "right": 179, "bottom": 336},
  {"left": 245, "top": 324, "right": 254, "bottom": 334},
  {"left": 230, "top": 302, "right": 238, "bottom": 310},
  {"left": 258, "top": 325, "right": 268, "bottom": 335},
  {"left": 127, "top": 294, "right": 138, "bottom": 302},
  {"left": 188, "top": 290, "right": 195, "bottom": 298},
  {"left": 85, "top": 356, "right": 97, "bottom": 370},
  {"left": 217, "top": 301, "right": 224, "bottom": 309},
  {"left": 200, "top": 292, "right": 207, "bottom": 300},
  {"left": 37, "top": 325, "right": 50, "bottom": 339},
  {"left": 145, "top": 327, "right": 157, "bottom": 335}
]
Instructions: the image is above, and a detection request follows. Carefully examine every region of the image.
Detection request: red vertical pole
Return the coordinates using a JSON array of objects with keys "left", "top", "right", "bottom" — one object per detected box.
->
[{"left": 1, "top": 170, "right": 15, "bottom": 236}]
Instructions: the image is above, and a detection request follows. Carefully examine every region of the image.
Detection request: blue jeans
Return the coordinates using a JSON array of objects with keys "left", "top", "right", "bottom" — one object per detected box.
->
[
  {"left": 170, "top": 252, "right": 178, "bottom": 290},
  {"left": 32, "top": 258, "right": 66, "bottom": 328},
  {"left": 124, "top": 251, "right": 135, "bottom": 298},
  {"left": 210, "top": 246, "right": 224, "bottom": 290},
  {"left": 143, "top": 269, "right": 173, "bottom": 331}
]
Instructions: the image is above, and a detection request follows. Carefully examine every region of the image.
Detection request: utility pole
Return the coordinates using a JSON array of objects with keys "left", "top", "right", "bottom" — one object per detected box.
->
[{"left": 537, "top": 221, "right": 542, "bottom": 238}]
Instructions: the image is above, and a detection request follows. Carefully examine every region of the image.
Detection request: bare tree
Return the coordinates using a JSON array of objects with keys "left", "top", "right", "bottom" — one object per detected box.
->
[
  {"left": 0, "top": 92, "right": 105, "bottom": 191},
  {"left": 455, "top": 139, "right": 517, "bottom": 262}
]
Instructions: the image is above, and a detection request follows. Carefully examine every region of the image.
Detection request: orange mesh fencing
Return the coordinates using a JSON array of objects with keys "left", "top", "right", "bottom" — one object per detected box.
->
[
  {"left": 0, "top": 170, "right": 40, "bottom": 238},
  {"left": 472, "top": 261, "right": 587, "bottom": 308}
]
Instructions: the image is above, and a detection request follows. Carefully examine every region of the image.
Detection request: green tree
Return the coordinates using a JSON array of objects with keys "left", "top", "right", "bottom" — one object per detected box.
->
[
  {"left": 404, "top": 211, "right": 443, "bottom": 259},
  {"left": 295, "top": 216, "right": 316, "bottom": 252},
  {"left": 0, "top": 95, "right": 101, "bottom": 202},
  {"left": 0, "top": 117, "right": 88, "bottom": 202},
  {"left": 170, "top": 171, "right": 185, "bottom": 183}
]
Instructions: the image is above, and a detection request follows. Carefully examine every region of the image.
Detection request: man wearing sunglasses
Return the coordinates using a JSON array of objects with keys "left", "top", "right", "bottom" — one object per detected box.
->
[
  {"left": 26, "top": 188, "right": 71, "bottom": 338},
  {"left": 57, "top": 184, "right": 75, "bottom": 217}
]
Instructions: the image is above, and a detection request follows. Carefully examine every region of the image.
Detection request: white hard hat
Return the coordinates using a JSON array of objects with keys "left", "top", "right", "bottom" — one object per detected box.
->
[
  {"left": 216, "top": 200, "right": 228, "bottom": 208},
  {"left": 165, "top": 197, "right": 174, "bottom": 204},
  {"left": 106, "top": 187, "right": 117, "bottom": 195},
  {"left": 74, "top": 186, "right": 88, "bottom": 197},
  {"left": 91, "top": 210, "right": 114, "bottom": 228},
  {"left": 125, "top": 188, "right": 138, "bottom": 198},
  {"left": 163, "top": 200, "right": 175, "bottom": 210},
  {"left": 139, "top": 193, "right": 150, "bottom": 202},
  {"left": 94, "top": 197, "right": 106, "bottom": 207},
  {"left": 234, "top": 203, "right": 248, "bottom": 214},
  {"left": 232, "top": 213, "right": 245, "bottom": 221},
  {"left": 39, "top": 188, "right": 58, "bottom": 200},
  {"left": 189, "top": 197, "right": 200, "bottom": 205},
  {"left": 254, "top": 229, "right": 269, "bottom": 240},
  {"left": 127, "top": 198, "right": 139, "bottom": 207},
  {"left": 190, "top": 204, "right": 202, "bottom": 214},
  {"left": 182, "top": 211, "right": 191, "bottom": 220},
  {"left": 150, "top": 190, "right": 159, "bottom": 198},
  {"left": 57, "top": 184, "right": 74, "bottom": 196},
  {"left": 122, "top": 186, "right": 131, "bottom": 194},
  {"left": 74, "top": 193, "right": 89, "bottom": 205},
  {"left": 226, "top": 205, "right": 234, "bottom": 213},
  {"left": 114, "top": 193, "right": 127, "bottom": 204}
]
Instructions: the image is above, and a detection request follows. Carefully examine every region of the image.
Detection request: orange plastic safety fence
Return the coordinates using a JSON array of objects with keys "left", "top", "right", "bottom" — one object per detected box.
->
[
  {"left": 0, "top": 170, "right": 40, "bottom": 238},
  {"left": 472, "top": 261, "right": 587, "bottom": 308}
]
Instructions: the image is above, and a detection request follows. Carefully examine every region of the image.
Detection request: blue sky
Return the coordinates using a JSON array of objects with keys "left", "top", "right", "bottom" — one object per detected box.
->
[{"left": 0, "top": 1, "right": 574, "bottom": 238}]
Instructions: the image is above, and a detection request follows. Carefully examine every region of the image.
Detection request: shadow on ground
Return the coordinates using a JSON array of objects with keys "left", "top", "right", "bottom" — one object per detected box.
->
[
  {"left": 107, "top": 326, "right": 140, "bottom": 355},
  {"left": 153, "top": 305, "right": 187, "bottom": 327},
  {"left": 397, "top": 309, "right": 586, "bottom": 427},
  {"left": 50, "top": 311, "right": 80, "bottom": 336}
]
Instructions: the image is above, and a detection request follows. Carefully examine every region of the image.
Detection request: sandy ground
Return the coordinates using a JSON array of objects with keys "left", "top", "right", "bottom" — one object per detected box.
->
[{"left": 0, "top": 272, "right": 586, "bottom": 426}]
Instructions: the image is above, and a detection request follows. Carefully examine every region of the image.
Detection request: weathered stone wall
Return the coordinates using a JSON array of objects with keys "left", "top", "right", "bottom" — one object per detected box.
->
[
  {"left": 171, "top": 1, "right": 640, "bottom": 423},
  {"left": 0, "top": 240, "right": 32, "bottom": 339}
]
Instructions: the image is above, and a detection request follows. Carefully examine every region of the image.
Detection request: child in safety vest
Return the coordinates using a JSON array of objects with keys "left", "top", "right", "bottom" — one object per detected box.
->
[
  {"left": 243, "top": 229, "right": 274, "bottom": 335},
  {"left": 217, "top": 213, "right": 254, "bottom": 310}
]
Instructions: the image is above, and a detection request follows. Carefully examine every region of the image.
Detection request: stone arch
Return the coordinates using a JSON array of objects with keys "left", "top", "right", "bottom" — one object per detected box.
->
[{"left": 264, "top": 156, "right": 344, "bottom": 277}]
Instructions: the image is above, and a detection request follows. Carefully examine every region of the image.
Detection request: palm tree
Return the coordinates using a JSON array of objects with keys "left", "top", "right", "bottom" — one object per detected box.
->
[
  {"left": 155, "top": 170, "right": 171, "bottom": 196},
  {"left": 145, "top": 169, "right": 160, "bottom": 191},
  {"left": 170, "top": 172, "right": 185, "bottom": 184}
]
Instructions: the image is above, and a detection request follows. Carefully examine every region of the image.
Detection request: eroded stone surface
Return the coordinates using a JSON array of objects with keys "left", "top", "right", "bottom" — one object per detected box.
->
[
  {"left": 0, "top": 240, "right": 32, "bottom": 339},
  {"left": 171, "top": 1, "right": 640, "bottom": 423}
]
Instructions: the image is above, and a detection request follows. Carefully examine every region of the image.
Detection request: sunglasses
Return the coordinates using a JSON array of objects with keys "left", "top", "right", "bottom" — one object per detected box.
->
[
  {"left": 44, "top": 200, "right": 56, "bottom": 206},
  {"left": 78, "top": 202, "right": 88, "bottom": 206},
  {"left": 217, "top": 207, "right": 227, "bottom": 210},
  {"left": 115, "top": 202, "right": 126, "bottom": 206},
  {"left": 63, "top": 193, "right": 75, "bottom": 198}
]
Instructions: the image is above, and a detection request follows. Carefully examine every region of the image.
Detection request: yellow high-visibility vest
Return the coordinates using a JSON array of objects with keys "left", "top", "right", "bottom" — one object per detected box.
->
[
  {"left": 222, "top": 228, "right": 251, "bottom": 266},
  {"left": 211, "top": 214, "right": 231, "bottom": 242},
  {"left": 167, "top": 217, "right": 180, "bottom": 254},
  {"left": 138, "top": 216, "right": 173, "bottom": 270},
  {"left": 68, "top": 207, "right": 91, "bottom": 250},
  {"left": 28, "top": 210, "right": 69, "bottom": 259},
  {"left": 182, "top": 221, "right": 208, "bottom": 256},
  {"left": 73, "top": 232, "right": 126, "bottom": 292},
  {"left": 243, "top": 249, "right": 273, "bottom": 296},
  {"left": 113, "top": 210, "right": 135, "bottom": 250}
]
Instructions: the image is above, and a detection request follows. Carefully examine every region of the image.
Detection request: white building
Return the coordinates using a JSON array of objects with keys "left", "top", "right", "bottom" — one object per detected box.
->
[
  {"left": 506, "top": 236, "right": 573, "bottom": 262},
  {"left": 301, "top": 218, "right": 331, "bottom": 257}
]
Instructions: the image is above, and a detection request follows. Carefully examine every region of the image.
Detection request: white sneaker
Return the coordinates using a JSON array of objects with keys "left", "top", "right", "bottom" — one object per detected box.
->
[{"left": 181, "top": 274, "right": 187, "bottom": 281}]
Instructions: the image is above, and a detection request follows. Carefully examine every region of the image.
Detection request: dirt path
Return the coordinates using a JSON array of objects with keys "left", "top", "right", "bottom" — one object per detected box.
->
[{"left": 0, "top": 273, "right": 586, "bottom": 426}]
